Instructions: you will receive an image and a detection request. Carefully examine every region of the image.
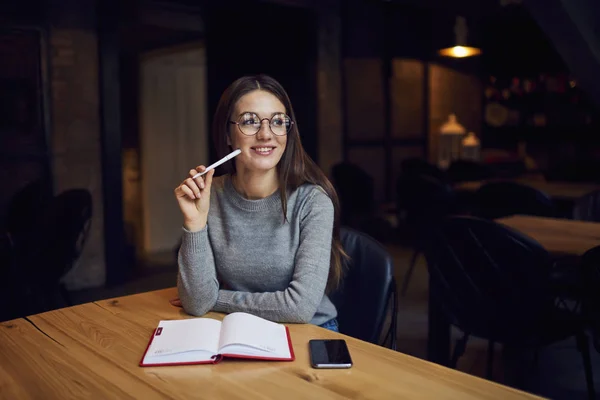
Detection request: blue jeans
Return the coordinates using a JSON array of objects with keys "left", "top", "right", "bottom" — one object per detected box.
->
[{"left": 319, "top": 318, "right": 339, "bottom": 332}]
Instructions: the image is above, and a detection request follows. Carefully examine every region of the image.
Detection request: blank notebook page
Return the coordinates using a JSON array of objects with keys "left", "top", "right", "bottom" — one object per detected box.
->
[
  {"left": 218, "top": 312, "right": 291, "bottom": 358},
  {"left": 144, "top": 318, "right": 222, "bottom": 363}
]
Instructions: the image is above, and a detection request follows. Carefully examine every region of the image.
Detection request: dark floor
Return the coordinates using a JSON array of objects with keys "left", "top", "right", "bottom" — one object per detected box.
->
[{"left": 68, "top": 241, "right": 600, "bottom": 399}]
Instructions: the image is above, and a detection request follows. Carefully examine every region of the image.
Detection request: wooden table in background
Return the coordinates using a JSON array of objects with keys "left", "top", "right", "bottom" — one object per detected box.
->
[
  {"left": 456, "top": 179, "right": 600, "bottom": 201},
  {"left": 0, "top": 288, "right": 543, "bottom": 399},
  {"left": 497, "top": 215, "right": 600, "bottom": 256}
]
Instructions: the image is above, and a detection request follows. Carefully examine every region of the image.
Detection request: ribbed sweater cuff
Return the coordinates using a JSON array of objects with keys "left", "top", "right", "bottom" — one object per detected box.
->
[
  {"left": 181, "top": 225, "right": 210, "bottom": 254},
  {"left": 213, "top": 290, "right": 235, "bottom": 313}
]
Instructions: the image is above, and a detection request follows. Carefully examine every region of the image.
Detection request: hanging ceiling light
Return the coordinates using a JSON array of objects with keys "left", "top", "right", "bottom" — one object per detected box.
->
[{"left": 438, "top": 16, "right": 482, "bottom": 58}]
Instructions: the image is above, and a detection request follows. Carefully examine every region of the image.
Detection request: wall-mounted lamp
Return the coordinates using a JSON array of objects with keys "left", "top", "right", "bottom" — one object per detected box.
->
[{"left": 438, "top": 16, "right": 482, "bottom": 58}]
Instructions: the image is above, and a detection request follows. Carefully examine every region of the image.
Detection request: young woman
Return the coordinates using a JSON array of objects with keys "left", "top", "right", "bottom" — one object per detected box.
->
[{"left": 173, "top": 75, "right": 346, "bottom": 331}]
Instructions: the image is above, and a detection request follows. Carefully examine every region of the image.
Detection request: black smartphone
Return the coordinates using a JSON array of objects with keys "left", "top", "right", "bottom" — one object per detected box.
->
[{"left": 309, "top": 339, "right": 353, "bottom": 369}]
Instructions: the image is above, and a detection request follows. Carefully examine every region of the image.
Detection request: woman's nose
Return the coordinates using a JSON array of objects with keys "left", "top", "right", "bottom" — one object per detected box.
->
[{"left": 256, "top": 120, "right": 273, "bottom": 139}]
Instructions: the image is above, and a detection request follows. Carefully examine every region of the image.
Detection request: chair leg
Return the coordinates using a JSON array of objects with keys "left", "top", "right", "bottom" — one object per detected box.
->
[
  {"left": 390, "top": 283, "right": 398, "bottom": 351},
  {"left": 450, "top": 333, "right": 469, "bottom": 369},
  {"left": 382, "top": 283, "right": 398, "bottom": 351},
  {"left": 486, "top": 340, "right": 495, "bottom": 381},
  {"left": 401, "top": 250, "right": 419, "bottom": 296},
  {"left": 575, "top": 331, "right": 596, "bottom": 400}
]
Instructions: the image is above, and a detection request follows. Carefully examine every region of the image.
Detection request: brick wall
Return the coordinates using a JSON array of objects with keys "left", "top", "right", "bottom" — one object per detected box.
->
[{"left": 48, "top": 0, "right": 106, "bottom": 290}]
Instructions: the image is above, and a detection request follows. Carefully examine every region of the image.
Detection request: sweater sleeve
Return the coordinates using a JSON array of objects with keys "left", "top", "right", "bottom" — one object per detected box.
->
[
  {"left": 211, "top": 189, "right": 334, "bottom": 323},
  {"left": 176, "top": 226, "right": 220, "bottom": 316}
]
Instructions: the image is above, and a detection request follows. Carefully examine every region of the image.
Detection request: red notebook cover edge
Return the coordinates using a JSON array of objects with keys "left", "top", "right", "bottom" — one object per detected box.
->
[{"left": 139, "top": 324, "right": 295, "bottom": 366}]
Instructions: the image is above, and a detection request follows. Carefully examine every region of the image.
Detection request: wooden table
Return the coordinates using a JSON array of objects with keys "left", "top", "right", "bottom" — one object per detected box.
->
[
  {"left": 455, "top": 179, "right": 600, "bottom": 201},
  {"left": 497, "top": 215, "right": 600, "bottom": 256},
  {"left": 0, "top": 288, "right": 543, "bottom": 399}
]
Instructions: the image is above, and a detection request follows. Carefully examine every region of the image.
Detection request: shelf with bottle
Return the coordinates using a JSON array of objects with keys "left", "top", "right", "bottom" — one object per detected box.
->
[{"left": 482, "top": 73, "right": 596, "bottom": 131}]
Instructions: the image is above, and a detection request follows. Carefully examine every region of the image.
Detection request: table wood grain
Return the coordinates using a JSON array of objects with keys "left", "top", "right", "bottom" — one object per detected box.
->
[
  {"left": 0, "top": 288, "right": 544, "bottom": 399},
  {"left": 456, "top": 179, "right": 600, "bottom": 201},
  {"left": 497, "top": 215, "right": 600, "bottom": 256}
]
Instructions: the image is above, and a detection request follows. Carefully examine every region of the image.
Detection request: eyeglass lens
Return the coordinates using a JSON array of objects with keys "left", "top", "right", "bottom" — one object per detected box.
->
[{"left": 237, "top": 112, "right": 291, "bottom": 136}]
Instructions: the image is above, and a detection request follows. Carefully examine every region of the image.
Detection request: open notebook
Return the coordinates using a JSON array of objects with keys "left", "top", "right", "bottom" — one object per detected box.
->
[{"left": 140, "top": 312, "right": 295, "bottom": 366}]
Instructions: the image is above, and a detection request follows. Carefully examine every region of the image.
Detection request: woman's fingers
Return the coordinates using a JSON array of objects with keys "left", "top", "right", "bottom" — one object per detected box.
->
[
  {"left": 179, "top": 184, "right": 197, "bottom": 200},
  {"left": 184, "top": 177, "right": 202, "bottom": 197},
  {"left": 190, "top": 167, "right": 206, "bottom": 189},
  {"left": 204, "top": 169, "right": 215, "bottom": 190},
  {"left": 169, "top": 297, "right": 183, "bottom": 307},
  {"left": 174, "top": 182, "right": 196, "bottom": 200},
  {"left": 174, "top": 179, "right": 200, "bottom": 200},
  {"left": 174, "top": 165, "right": 211, "bottom": 202}
]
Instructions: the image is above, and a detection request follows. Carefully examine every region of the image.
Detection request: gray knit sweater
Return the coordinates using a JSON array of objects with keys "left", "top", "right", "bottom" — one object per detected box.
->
[{"left": 177, "top": 174, "right": 337, "bottom": 325}]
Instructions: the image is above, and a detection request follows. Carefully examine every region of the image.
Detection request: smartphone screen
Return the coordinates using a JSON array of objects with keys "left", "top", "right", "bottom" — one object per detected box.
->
[{"left": 309, "top": 339, "right": 353, "bottom": 368}]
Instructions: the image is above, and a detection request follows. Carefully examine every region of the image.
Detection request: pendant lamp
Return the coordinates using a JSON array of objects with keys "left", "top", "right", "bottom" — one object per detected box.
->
[{"left": 438, "top": 16, "right": 482, "bottom": 58}]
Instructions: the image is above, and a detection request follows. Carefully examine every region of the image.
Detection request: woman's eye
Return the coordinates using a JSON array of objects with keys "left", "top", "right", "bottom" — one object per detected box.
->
[
  {"left": 241, "top": 113, "right": 259, "bottom": 125},
  {"left": 272, "top": 118, "right": 284, "bottom": 126}
]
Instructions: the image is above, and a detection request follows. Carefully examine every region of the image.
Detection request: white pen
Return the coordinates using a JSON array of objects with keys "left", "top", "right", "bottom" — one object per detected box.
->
[{"left": 192, "top": 149, "right": 241, "bottom": 179}]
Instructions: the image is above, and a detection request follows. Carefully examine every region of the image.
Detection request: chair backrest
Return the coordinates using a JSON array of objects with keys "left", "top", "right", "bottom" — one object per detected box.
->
[
  {"left": 447, "top": 160, "right": 493, "bottom": 183},
  {"left": 331, "top": 162, "right": 375, "bottom": 223},
  {"left": 573, "top": 189, "right": 600, "bottom": 222},
  {"left": 329, "top": 227, "right": 395, "bottom": 345},
  {"left": 23, "top": 188, "right": 93, "bottom": 283},
  {"left": 475, "top": 181, "right": 555, "bottom": 220},
  {"left": 396, "top": 173, "right": 457, "bottom": 230},
  {"left": 423, "top": 216, "right": 555, "bottom": 343},
  {"left": 6, "top": 177, "right": 53, "bottom": 241},
  {"left": 581, "top": 245, "right": 600, "bottom": 352},
  {"left": 400, "top": 158, "right": 448, "bottom": 183}
]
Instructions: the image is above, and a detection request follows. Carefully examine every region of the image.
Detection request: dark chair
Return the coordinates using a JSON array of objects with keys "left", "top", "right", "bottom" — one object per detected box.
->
[
  {"left": 574, "top": 189, "right": 600, "bottom": 222},
  {"left": 447, "top": 160, "right": 493, "bottom": 183},
  {"left": 331, "top": 162, "right": 393, "bottom": 243},
  {"left": 0, "top": 232, "right": 18, "bottom": 321},
  {"left": 6, "top": 177, "right": 53, "bottom": 244},
  {"left": 474, "top": 181, "right": 556, "bottom": 220},
  {"left": 488, "top": 159, "right": 527, "bottom": 179},
  {"left": 329, "top": 227, "right": 397, "bottom": 350},
  {"left": 400, "top": 158, "right": 448, "bottom": 183},
  {"left": 396, "top": 174, "right": 457, "bottom": 296},
  {"left": 581, "top": 245, "right": 600, "bottom": 354},
  {"left": 46, "top": 189, "right": 93, "bottom": 281},
  {"left": 424, "top": 216, "right": 595, "bottom": 398},
  {"left": 331, "top": 162, "right": 375, "bottom": 226},
  {"left": 17, "top": 189, "right": 92, "bottom": 314}
]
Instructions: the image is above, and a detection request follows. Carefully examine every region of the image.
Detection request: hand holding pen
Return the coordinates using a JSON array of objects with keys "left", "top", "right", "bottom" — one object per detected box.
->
[{"left": 174, "top": 149, "right": 241, "bottom": 232}]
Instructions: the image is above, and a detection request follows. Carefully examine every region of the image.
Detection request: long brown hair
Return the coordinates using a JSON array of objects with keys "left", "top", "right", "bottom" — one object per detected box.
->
[{"left": 212, "top": 74, "right": 348, "bottom": 293}]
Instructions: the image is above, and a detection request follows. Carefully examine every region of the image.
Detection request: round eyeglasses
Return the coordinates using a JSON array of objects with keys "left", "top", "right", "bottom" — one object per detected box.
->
[{"left": 229, "top": 112, "right": 293, "bottom": 136}]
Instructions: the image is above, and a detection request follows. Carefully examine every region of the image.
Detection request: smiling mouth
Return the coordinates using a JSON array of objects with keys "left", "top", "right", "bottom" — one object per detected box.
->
[{"left": 251, "top": 147, "right": 276, "bottom": 155}]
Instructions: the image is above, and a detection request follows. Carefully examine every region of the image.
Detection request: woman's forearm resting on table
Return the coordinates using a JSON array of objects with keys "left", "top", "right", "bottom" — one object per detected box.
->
[
  {"left": 212, "top": 265, "right": 327, "bottom": 323},
  {"left": 176, "top": 187, "right": 335, "bottom": 323},
  {"left": 176, "top": 227, "right": 219, "bottom": 316},
  {"left": 212, "top": 201, "right": 334, "bottom": 323}
]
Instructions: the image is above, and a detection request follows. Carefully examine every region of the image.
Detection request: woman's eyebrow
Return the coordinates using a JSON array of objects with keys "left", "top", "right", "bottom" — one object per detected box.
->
[{"left": 237, "top": 111, "right": 286, "bottom": 117}]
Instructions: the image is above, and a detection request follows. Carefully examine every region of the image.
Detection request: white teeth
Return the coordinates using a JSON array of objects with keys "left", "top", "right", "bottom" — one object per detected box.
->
[{"left": 255, "top": 147, "right": 273, "bottom": 152}]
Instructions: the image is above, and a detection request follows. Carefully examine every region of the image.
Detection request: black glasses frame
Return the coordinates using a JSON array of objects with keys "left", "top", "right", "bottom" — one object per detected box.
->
[{"left": 229, "top": 112, "right": 293, "bottom": 136}]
